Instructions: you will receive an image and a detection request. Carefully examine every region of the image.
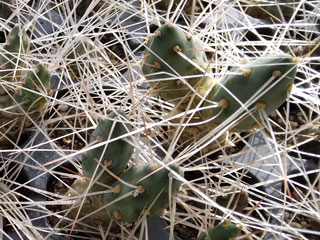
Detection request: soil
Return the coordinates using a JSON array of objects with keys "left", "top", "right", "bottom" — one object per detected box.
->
[
  {"left": 284, "top": 183, "right": 320, "bottom": 240},
  {"left": 269, "top": 102, "right": 320, "bottom": 162},
  {"left": 46, "top": 169, "right": 139, "bottom": 240},
  {"left": 270, "top": 102, "right": 320, "bottom": 239},
  {"left": 47, "top": 107, "right": 89, "bottom": 151},
  {"left": 47, "top": 173, "right": 123, "bottom": 239},
  {"left": 170, "top": 184, "right": 266, "bottom": 240}
]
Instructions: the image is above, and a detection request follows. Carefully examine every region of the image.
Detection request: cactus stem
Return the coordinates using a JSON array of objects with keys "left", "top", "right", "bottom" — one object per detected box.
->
[
  {"left": 219, "top": 99, "right": 229, "bottom": 109},
  {"left": 83, "top": 151, "right": 88, "bottom": 156},
  {"left": 256, "top": 101, "right": 267, "bottom": 110},
  {"left": 240, "top": 68, "right": 252, "bottom": 77},
  {"left": 251, "top": 121, "right": 263, "bottom": 129},
  {"left": 172, "top": 45, "right": 182, "bottom": 53},
  {"left": 272, "top": 70, "right": 282, "bottom": 78},
  {"left": 113, "top": 184, "right": 122, "bottom": 194}
]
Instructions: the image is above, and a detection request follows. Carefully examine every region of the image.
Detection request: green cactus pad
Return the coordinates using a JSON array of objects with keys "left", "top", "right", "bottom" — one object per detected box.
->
[
  {"left": 0, "top": 64, "right": 50, "bottom": 147},
  {"left": 82, "top": 111, "right": 134, "bottom": 187},
  {"left": 68, "top": 39, "right": 105, "bottom": 77},
  {"left": 245, "top": 0, "right": 295, "bottom": 22},
  {"left": 105, "top": 162, "right": 183, "bottom": 222},
  {"left": 203, "top": 53, "right": 298, "bottom": 132},
  {"left": 197, "top": 222, "right": 240, "bottom": 240},
  {"left": 14, "top": 64, "right": 51, "bottom": 112},
  {"left": 0, "top": 26, "right": 29, "bottom": 88},
  {"left": 142, "top": 24, "right": 216, "bottom": 109}
]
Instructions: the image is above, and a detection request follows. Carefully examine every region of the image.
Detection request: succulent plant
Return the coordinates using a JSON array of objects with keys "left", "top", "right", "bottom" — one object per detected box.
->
[
  {"left": 0, "top": 61, "right": 51, "bottom": 146},
  {"left": 81, "top": 111, "right": 134, "bottom": 188},
  {"left": 143, "top": 23, "right": 298, "bottom": 153},
  {"left": 0, "top": 26, "right": 29, "bottom": 93},
  {"left": 0, "top": 1, "right": 14, "bottom": 20},
  {"left": 105, "top": 162, "right": 183, "bottom": 222},
  {"left": 197, "top": 222, "right": 240, "bottom": 240},
  {"left": 142, "top": 23, "right": 216, "bottom": 110},
  {"left": 66, "top": 112, "right": 183, "bottom": 226},
  {"left": 153, "top": 0, "right": 198, "bottom": 14},
  {"left": 202, "top": 53, "right": 298, "bottom": 132},
  {"left": 244, "top": 0, "right": 296, "bottom": 22},
  {"left": 67, "top": 38, "right": 106, "bottom": 77}
]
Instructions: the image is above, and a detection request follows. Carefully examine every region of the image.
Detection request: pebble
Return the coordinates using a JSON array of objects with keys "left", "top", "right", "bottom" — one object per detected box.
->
[
  {"left": 290, "top": 121, "right": 298, "bottom": 129},
  {"left": 301, "top": 221, "right": 308, "bottom": 228},
  {"left": 296, "top": 111, "right": 304, "bottom": 117},
  {"left": 284, "top": 211, "right": 290, "bottom": 219},
  {"left": 290, "top": 222, "right": 303, "bottom": 229},
  {"left": 59, "top": 104, "right": 69, "bottom": 112}
]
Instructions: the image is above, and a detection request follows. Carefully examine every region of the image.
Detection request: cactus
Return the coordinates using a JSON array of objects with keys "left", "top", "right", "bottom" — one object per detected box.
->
[
  {"left": 154, "top": 0, "right": 198, "bottom": 14},
  {"left": 216, "top": 189, "right": 249, "bottom": 213},
  {"left": 143, "top": 27, "right": 298, "bottom": 149},
  {"left": 202, "top": 53, "right": 298, "bottom": 132},
  {"left": 68, "top": 38, "right": 106, "bottom": 77},
  {"left": 142, "top": 24, "right": 216, "bottom": 110},
  {"left": 66, "top": 162, "right": 183, "bottom": 226},
  {"left": 65, "top": 114, "right": 183, "bottom": 226},
  {"left": 105, "top": 162, "right": 183, "bottom": 222},
  {"left": 197, "top": 222, "right": 240, "bottom": 240},
  {"left": 0, "top": 26, "right": 29, "bottom": 93},
  {"left": 0, "top": 1, "right": 14, "bottom": 20},
  {"left": 0, "top": 64, "right": 51, "bottom": 147},
  {"left": 14, "top": 64, "right": 51, "bottom": 112},
  {"left": 65, "top": 111, "right": 134, "bottom": 226},
  {"left": 245, "top": 0, "right": 296, "bottom": 22},
  {"left": 81, "top": 111, "right": 134, "bottom": 188}
]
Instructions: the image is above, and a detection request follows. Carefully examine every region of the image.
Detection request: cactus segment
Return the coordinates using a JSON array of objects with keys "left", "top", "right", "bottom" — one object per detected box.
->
[
  {"left": 82, "top": 111, "right": 134, "bottom": 187},
  {"left": 142, "top": 24, "right": 216, "bottom": 109},
  {"left": 14, "top": 64, "right": 51, "bottom": 112},
  {"left": 68, "top": 39, "right": 105, "bottom": 76},
  {"left": 203, "top": 53, "right": 297, "bottom": 132},
  {"left": 0, "top": 63, "right": 51, "bottom": 147},
  {"left": 197, "top": 222, "right": 240, "bottom": 240},
  {"left": 245, "top": 0, "right": 295, "bottom": 22},
  {"left": 105, "top": 162, "right": 183, "bottom": 222},
  {"left": 0, "top": 26, "right": 29, "bottom": 88}
]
